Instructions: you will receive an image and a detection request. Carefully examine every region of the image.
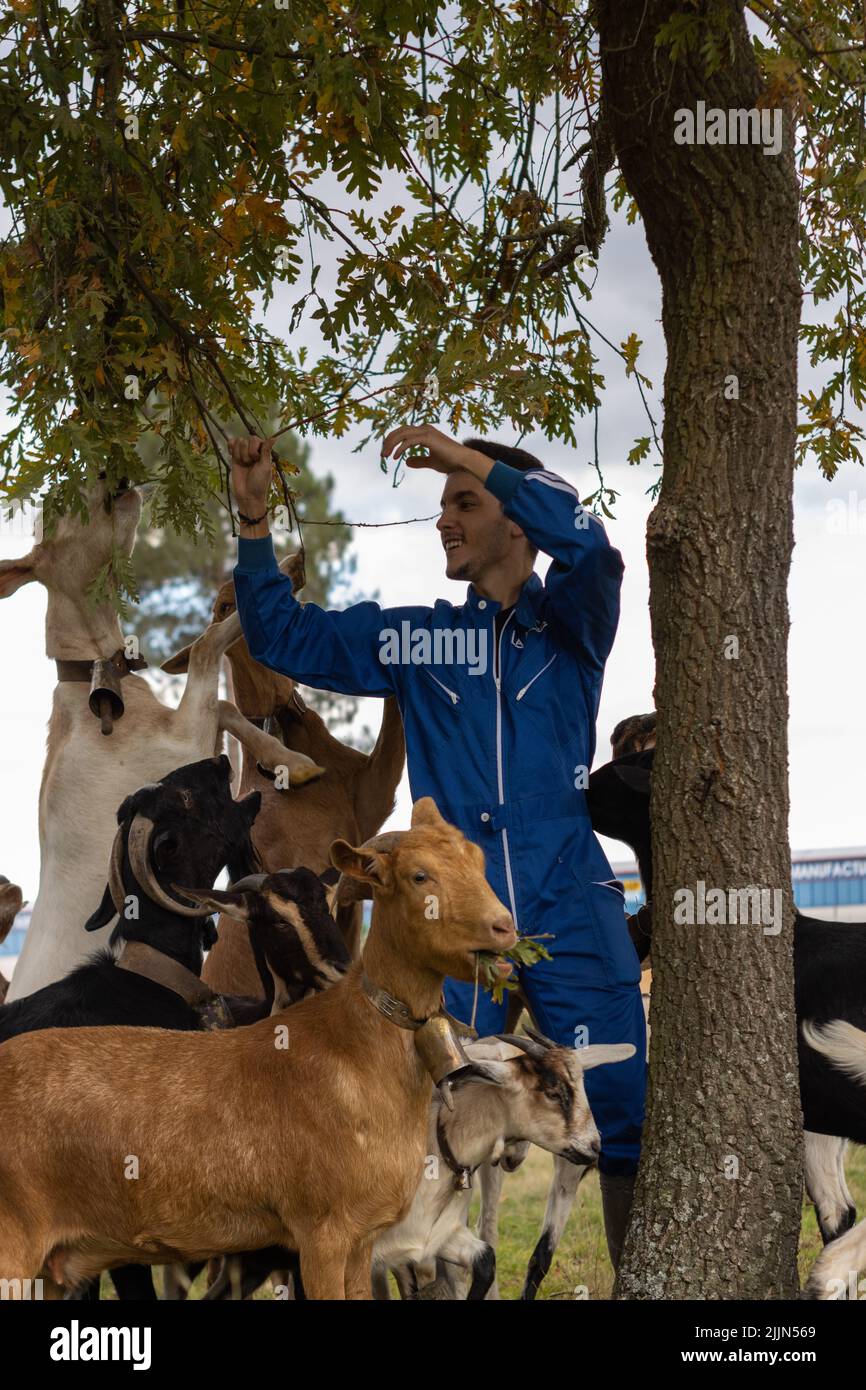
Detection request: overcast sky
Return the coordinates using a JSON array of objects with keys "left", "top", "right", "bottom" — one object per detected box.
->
[{"left": 1, "top": 192, "right": 864, "bottom": 902}]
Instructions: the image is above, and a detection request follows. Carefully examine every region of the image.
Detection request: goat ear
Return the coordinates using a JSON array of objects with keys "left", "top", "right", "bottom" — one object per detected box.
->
[
  {"left": 410, "top": 797, "right": 447, "bottom": 830},
  {"left": 278, "top": 550, "right": 306, "bottom": 593},
  {"left": 613, "top": 764, "right": 651, "bottom": 796},
  {"left": 238, "top": 790, "right": 262, "bottom": 824},
  {"left": 448, "top": 1060, "right": 513, "bottom": 1091},
  {"left": 84, "top": 883, "right": 118, "bottom": 931},
  {"left": 0, "top": 557, "right": 36, "bottom": 599},
  {"left": 161, "top": 644, "right": 192, "bottom": 675},
  {"left": 575, "top": 1043, "right": 636, "bottom": 1071},
  {"left": 173, "top": 885, "right": 253, "bottom": 922},
  {"left": 329, "top": 839, "right": 392, "bottom": 889},
  {"left": 318, "top": 866, "right": 340, "bottom": 888}
]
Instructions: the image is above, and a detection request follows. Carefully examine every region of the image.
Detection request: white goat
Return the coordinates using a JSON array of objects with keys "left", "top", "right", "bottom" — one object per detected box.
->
[
  {"left": 0, "top": 482, "right": 322, "bottom": 998},
  {"left": 372, "top": 1031, "right": 635, "bottom": 1299}
]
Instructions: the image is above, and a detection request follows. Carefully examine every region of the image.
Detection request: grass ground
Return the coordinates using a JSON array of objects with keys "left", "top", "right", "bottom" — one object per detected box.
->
[
  {"left": 486, "top": 1142, "right": 866, "bottom": 1300},
  {"left": 105, "top": 1141, "right": 864, "bottom": 1299}
]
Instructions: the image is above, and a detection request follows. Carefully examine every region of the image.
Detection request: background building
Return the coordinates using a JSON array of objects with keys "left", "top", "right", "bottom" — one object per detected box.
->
[
  {"left": 3, "top": 850, "right": 865, "bottom": 983},
  {"left": 612, "top": 847, "right": 866, "bottom": 922}
]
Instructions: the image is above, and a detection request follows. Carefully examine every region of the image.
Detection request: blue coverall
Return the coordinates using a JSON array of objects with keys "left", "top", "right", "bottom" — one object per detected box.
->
[{"left": 235, "top": 459, "right": 646, "bottom": 1174}]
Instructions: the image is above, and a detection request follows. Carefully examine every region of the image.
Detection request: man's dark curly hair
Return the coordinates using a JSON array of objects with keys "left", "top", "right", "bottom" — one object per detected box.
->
[{"left": 462, "top": 439, "right": 544, "bottom": 472}]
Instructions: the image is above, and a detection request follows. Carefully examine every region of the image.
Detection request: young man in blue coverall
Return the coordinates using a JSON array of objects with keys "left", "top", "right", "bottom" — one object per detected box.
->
[{"left": 230, "top": 424, "right": 646, "bottom": 1271}]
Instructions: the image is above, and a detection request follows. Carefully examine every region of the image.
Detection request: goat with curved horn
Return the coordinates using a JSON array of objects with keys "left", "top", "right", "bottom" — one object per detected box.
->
[
  {"left": 127, "top": 815, "right": 214, "bottom": 919},
  {"left": 107, "top": 827, "right": 127, "bottom": 916}
]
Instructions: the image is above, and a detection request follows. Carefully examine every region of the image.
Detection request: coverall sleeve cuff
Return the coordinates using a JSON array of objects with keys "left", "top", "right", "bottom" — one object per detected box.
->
[
  {"left": 235, "top": 535, "right": 279, "bottom": 573},
  {"left": 484, "top": 459, "right": 526, "bottom": 504}
]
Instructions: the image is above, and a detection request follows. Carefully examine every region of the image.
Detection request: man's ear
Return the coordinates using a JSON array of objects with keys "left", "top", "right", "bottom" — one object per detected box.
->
[
  {"left": 0, "top": 557, "right": 36, "bottom": 599},
  {"left": 329, "top": 839, "right": 393, "bottom": 890}
]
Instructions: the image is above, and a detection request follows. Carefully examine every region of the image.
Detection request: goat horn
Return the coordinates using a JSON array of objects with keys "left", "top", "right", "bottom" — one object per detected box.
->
[
  {"left": 108, "top": 826, "right": 127, "bottom": 914},
  {"left": 126, "top": 814, "right": 214, "bottom": 918},
  {"left": 357, "top": 831, "right": 405, "bottom": 855},
  {"left": 523, "top": 1025, "right": 558, "bottom": 1051},
  {"left": 494, "top": 1033, "right": 547, "bottom": 1061},
  {"left": 226, "top": 873, "right": 268, "bottom": 894}
]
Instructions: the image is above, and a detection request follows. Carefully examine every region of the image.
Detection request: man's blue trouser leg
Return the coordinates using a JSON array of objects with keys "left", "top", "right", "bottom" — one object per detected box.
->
[{"left": 443, "top": 972, "right": 646, "bottom": 1177}]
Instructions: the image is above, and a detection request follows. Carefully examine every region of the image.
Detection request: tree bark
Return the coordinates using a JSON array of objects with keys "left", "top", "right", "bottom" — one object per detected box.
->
[{"left": 597, "top": 0, "right": 803, "bottom": 1298}]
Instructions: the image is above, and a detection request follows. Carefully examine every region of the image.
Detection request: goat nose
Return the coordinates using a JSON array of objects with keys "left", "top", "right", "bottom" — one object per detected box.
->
[{"left": 490, "top": 914, "right": 515, "bottom": 941}]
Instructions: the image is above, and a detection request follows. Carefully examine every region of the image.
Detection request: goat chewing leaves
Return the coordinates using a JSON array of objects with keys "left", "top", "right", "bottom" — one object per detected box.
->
[{"left": 478, "top": 935, "right": 553, "bottom": 1004}]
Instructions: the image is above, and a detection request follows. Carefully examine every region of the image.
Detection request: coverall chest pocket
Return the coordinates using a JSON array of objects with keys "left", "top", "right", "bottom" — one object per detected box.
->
[
  {"left": 419, "top": 666, "right": 462, "bottom": 709},
  {"left": 574, "top": 876, "right": 641, "bottom": 989}
]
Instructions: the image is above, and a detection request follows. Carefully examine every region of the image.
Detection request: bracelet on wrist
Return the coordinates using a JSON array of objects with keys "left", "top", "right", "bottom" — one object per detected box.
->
[{"left": 238, "top": 509, "right": 268, "bottom": 527}]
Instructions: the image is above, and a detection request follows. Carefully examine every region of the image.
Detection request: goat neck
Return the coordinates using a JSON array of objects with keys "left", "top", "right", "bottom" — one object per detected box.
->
[
  {"left": 433, "top": 1086, "right": 510, "bottom": 1180},
  {"left": 361, "top": 913, "right": 445, "bottom": 1024}
]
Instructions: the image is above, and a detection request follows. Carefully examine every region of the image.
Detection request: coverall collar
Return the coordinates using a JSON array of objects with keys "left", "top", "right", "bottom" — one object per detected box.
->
[{"left": 466, "top": 572, "right": 544, "bottom": 630}]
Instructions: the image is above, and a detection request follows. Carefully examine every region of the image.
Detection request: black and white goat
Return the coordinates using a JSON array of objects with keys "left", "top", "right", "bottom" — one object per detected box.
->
[
  {"left": 521, "top": 739, "right": 866, "bottom": 1300},
  {"left": 372, "top": 1032, "right": 634, "bottom": 1300}
]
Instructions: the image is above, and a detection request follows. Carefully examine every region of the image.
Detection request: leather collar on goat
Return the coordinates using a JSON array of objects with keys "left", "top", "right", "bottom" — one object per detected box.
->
[
  {"left": 116, "top": 941, "right": 233, "bottom": 1031},
  {"left": 361, "top": 973, "right": 476, "bottom": 1110},
  {"left": 435, "top": 1115, "right": 475, "bottom": 1192},
  {"left": 56, "top": 648, "right": 149, "bottom": 736}
]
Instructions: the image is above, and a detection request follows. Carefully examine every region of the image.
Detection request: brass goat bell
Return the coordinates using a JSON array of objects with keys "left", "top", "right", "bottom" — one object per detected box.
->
[
  {"left": 89, "top": 658, "right": 125, "bottom": 736},
  {"left": 414, "top": 1014, "right": 473, "bottom": 1110}
]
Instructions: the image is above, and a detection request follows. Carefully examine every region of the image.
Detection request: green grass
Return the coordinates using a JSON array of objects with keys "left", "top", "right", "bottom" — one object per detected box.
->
[
  {"left": 484, "top": 1142, "right": 866, "bottom": 1300},
  {"left": 100, "top": 1144, "right": 866, "bottom": 1299}
]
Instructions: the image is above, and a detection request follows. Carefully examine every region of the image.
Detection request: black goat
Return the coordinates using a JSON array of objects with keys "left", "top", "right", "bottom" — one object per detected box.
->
[
  {"left": 0, "top": 755, "right": 262, "bottom": 1043},
  {"left": 0, "top": 754, "right": 262, "bottom": 1300}
]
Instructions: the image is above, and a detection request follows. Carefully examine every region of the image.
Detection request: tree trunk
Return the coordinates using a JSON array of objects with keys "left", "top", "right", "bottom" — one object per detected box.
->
[{"left": 597, "top": 0, "right": 803, "bottom": 1297}]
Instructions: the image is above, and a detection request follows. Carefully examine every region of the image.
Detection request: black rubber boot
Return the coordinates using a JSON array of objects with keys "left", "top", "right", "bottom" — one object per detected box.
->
[{"left": 599, "top": 1171, "right": 637, "bottom": 1273}]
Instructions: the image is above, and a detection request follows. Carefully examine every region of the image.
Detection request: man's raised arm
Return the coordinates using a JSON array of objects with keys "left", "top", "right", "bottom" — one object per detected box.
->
[{"left": 231, "top": 435, "right": 403, "bottom": 698}]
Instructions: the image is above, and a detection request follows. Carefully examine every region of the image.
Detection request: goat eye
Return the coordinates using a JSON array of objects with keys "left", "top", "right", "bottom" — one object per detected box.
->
[
  {"left": 413, "top": 871, "right": 428, "bottom": 884},
  {"left": 153, "top": 832, "right": 179, "bottom": 861}
]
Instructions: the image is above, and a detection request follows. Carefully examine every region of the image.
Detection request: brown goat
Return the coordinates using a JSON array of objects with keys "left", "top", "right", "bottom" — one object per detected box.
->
[
  {"left": 0, "top": 800, "right": 515, "bottom": 1300},
  {"left": 0, "top": 877, "right": 24, "bottom": 1003},
  {"left": 163, "top": 552, "right": 405, "bottom": 991}
]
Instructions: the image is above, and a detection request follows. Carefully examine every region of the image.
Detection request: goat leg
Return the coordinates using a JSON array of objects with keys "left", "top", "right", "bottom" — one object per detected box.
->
[
  {"left": 217, "top": 701, "right": 325, "bottom": 786},
  {"left": 804, "top": 1132, "right": 857, "bottom": 1246},
  {"left": 522, "top": 1156, "right": 591, "bottom": 1300}
]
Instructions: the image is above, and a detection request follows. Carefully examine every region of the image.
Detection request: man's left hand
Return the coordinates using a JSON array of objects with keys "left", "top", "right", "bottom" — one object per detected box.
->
[{"left": 380, "top": 425, "right": 493, "bottom": 480}]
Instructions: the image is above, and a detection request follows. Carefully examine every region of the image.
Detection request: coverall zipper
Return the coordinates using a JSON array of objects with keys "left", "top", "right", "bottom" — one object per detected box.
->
[{"left": 493, "top": 611, "right": 519, "bottom": 931}]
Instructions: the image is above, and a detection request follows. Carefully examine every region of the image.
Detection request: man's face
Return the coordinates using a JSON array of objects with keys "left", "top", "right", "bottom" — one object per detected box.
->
[{"left": 437, "top": 470, "right": 521, "bottom": 583}]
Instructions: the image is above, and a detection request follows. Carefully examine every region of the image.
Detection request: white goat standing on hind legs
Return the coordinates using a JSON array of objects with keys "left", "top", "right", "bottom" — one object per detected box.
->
[{"left": 0, "top": 480, "right": 324, "bottom": 1000}]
